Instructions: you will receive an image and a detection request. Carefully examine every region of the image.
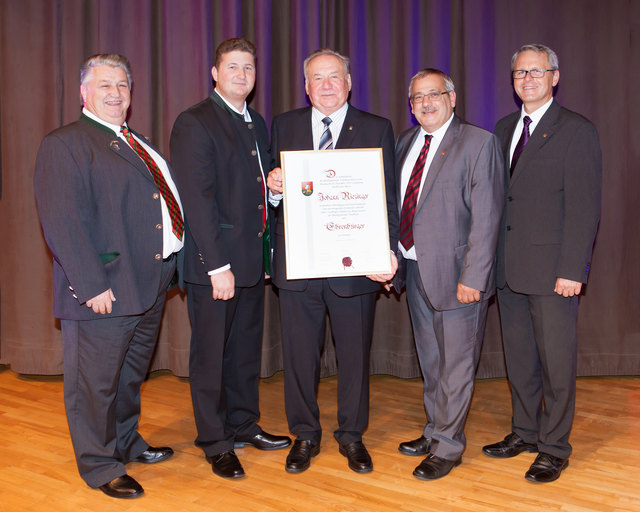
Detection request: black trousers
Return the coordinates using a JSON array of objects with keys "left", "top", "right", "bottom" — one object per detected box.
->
[
  {"left": 279, "top": 279, "right": 376, "bottom": 446},
  {"left": 186, "top": 275, "right": 265, "bottom": 457}
]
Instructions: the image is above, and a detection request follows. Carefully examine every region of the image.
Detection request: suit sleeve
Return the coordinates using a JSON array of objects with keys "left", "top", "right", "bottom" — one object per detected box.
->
[
  {"left": 170, "top": 111, "right": 230, "bottom": 272},
  {"left": 556, "top": 121, "right": 602, "bottom": 283},
  {"left": 459, "top": 133, "right": 505, "bottom": 291},
  {"left": 33, "top": 134, "right": 109, "bottom": 304}
]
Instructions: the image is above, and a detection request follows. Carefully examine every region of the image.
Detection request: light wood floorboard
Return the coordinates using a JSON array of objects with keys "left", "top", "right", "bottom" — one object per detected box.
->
[{"left": 0, "top": 365, "right": 638, "bottom": 511}]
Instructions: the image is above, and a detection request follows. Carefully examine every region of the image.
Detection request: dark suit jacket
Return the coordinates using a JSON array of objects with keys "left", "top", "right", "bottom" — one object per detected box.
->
[
  {"left": 270, "top": 105, "right": 397, "bottom": 297},
  {"left": 394, "top": 116, "right": 505, "bottom": 311},
  {"left": 34, "top": 116, "right": 183, "bottom": 320},
  {"left": 170, "top": 96, "right": 270, "bottom": 287},
  {"left": 494, "top": 101, "right": 602, "bottom": 295}
]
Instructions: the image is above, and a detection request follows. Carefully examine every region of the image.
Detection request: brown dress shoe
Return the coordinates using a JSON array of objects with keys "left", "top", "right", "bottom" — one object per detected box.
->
[
  {"left": 413, "top": 453, "right": 462, "bottom": 480},
  {"left": 98, "top": 475, "right": 144, "bottom": 499},
  {"left": 398, "top": 436, "right": 430, "bottom": 456},
  {"left": 525, "top": 452, "right": 568, "bottom": 483},
  {"left": 206, "top": 450, "right": 245, "bottom": 479},
  {"left": 339, "top": 441, "right": 373, "bottom": 473},
  {"left": 482, "top": 432, "right": 537, "bottom": 458},
  {"left": 285, "top": 439, "right": 320, "bottom": 473}
]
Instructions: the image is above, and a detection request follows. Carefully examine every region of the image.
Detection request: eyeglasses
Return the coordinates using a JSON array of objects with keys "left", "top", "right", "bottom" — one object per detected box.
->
[
  {"left": 512, "top": 68, "right": 557, "bottom": 79},
  {"left": 410, "top": 91, "right": 449, "bottom": 103}
]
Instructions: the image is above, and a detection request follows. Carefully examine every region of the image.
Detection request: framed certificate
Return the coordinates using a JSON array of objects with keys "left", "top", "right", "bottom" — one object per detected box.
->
[{"left": 281, "top": 148, "right": 391, "bottom": 279}]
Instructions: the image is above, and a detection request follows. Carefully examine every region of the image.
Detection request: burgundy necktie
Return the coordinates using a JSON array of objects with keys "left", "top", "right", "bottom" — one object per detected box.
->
[
  {"left": 399, "top": 134, "right": 432, "bottom": 250},
  {"left": 121, "top": 126, "right": 184, "bottom": 241},
  {"left": 510, "top": 115, "right": 532, "bottom": 176}
]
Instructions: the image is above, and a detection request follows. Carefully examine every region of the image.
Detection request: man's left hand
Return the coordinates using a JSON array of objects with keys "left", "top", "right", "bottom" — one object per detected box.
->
[
  {"left": 457, "top": 283, "right": 481, "bottom": 304},
  {"left": 554, "top": 278, "right": 582, "bottom": 297}
]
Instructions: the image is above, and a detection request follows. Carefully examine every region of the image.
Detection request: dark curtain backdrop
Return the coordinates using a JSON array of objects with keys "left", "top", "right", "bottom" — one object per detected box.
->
[{"left": 1, "top": 0, "right": 638, "bottom": 378}]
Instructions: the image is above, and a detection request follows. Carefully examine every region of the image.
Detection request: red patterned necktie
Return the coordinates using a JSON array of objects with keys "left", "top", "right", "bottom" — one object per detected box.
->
[
  {"left": 120, "top": 126, "right": 184, "bottom": 241},
  {"left": 399, "top": 134, "right": 432, "bottom": 250}
]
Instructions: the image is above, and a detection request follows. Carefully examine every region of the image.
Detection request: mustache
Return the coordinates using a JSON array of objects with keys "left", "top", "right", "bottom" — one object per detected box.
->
[{"left": 418, "top": 106, "right": 438, "bottom": 114}]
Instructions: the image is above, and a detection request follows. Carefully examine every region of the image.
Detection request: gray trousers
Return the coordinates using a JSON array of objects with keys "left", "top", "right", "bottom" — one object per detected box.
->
[
  {"left": 61, "top": 256, "right": 176, "bottom": 488},
  {"left": 406, "top": 260, "right": 488, "bottom": 461}
]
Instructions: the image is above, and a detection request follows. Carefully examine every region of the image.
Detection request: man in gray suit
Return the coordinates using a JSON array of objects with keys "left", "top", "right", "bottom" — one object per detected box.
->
[
  {"left": 394, "top": 69, "right": 504, "bottom": 480},
  {"left": 34, "top": 54, "right": 181, "bottom": 499},
  {"left": 482, "top": 44, "right": 601, "bottom": 483}
]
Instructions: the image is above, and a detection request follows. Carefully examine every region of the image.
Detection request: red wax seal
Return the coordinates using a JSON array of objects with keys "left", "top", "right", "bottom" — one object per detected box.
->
[{"left": 342, "top": 257, "right": 352, "bottom": 269}]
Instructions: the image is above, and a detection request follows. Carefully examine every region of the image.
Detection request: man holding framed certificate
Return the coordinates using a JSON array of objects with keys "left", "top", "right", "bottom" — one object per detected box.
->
[{"left": 267, "top": 48, "right": 398, "bottom": 474}]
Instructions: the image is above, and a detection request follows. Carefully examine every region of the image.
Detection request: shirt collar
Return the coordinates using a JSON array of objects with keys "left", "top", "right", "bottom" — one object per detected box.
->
[
  {"left": 311, "top": 102, "right": 349, "bottom": 124},
  {"left": 521, "top": 98, "right": 553, "bottom": 124},
  {"left": 214, "top": 88, "right": 250, "bottom": 121},
  {"left": 420, "top": 112, "right": 454, "bottom": 139},
  {"left": 82, "top": 108, "right": 124, "bottom": 135}
]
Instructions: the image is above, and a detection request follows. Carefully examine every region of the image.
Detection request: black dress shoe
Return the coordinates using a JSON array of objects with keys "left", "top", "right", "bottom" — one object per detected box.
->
[
  {"left": 285, "top": 439, "right": 320, "bottom": 473},
  {"left": 413, "top": 453, "right": 462, "bottom": 480},
  {"left": 206, "top": 450, "right": 245, "bottom": 479},
  {"left": 234, "top": 430, "right": 292, "bottom": 450},
  {"left": 98, "top": 475, "right": 144, "bottom": 499},
  {"left": 482, "top": 432, "right": 538, "bottom": 458},
  {"left": 525, "top": 452, "right": 568, "bottom": 483},
  {"left": 339, "top": 441, "right": 373, "bottom": 473},
  {"left": 398, "top": 436, "right": 430, "bottom": 456},
  {"left": 132, "top": 446, "right": 174, "bottom": 464}
]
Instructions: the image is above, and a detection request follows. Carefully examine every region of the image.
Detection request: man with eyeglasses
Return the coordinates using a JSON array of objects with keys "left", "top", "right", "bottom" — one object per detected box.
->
[
  {"left": 393, "top": 68, "right": 504, "bottom": 480},
  {"left": 482, "top": 44, "right": 601, "bottom": 483}
]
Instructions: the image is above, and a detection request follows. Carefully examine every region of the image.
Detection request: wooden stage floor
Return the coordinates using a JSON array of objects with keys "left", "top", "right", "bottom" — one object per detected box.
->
[{"left": 1, "top": 365, "right": 638, "bottom": 511}]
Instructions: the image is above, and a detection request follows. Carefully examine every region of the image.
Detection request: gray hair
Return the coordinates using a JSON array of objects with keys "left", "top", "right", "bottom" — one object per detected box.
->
[
  {"left": 80, "top": 53, "right": 132, "bottom": 87},
  {"left": 408, "top": 68, "right": 455, "bottom": 98},
  {"left": 510, "top": 44, "right": 559, "bottom": 71},
  {"left": 303, "top": 48, "right": 350, "bottom": 80}
]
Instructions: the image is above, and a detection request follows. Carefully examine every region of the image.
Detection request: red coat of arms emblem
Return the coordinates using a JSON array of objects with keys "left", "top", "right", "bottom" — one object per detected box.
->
[{"left": 301, "top": 181, "right": 313, "bottom": 196}]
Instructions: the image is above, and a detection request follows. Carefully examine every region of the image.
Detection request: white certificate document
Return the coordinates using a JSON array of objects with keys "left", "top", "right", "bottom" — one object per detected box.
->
[{"left": 281, "top": 148, "right": 391, "bottom": 279}]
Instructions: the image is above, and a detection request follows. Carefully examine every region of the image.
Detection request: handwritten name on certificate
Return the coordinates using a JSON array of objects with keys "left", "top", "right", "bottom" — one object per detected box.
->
[{"left": 281, "top": 148, "right": 391, "bottom": 279}]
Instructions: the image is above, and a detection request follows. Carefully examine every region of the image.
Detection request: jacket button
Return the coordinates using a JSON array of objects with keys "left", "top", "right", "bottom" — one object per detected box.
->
[
  {"left": 258, "top": 232, "right": 263, "bottom": 238},
  {"left": 247, "top": 123, "right": 254, "bottom": 130},
  {"left": 251, "top": 149, "right": 257, "bottom": 156},
  {"left": 155, "top": 254, "right": 162, "bottom": 260},
  {"left": 258, "top": 204, "right": 264, "bottom": 210},
  {"left": 68, "top": 285, "right": 74, "bottom": 291},
  {"left": 506, "top": 225, "right": 512, "bottom": 231},
  {"left": 507, "top": 196, "right": 513, "bottom": 201},
  {"left": 156, "top": 224, "right": 162, "bottom": 230},
  {"left": 153, "top": 193, "right": 160, "bottom": 199},
  {"left": 257, "top": 176, "right": 262, "bottom": 183},
  {"left": 72, "top": 294, "right": 78, "bottom": 299}
]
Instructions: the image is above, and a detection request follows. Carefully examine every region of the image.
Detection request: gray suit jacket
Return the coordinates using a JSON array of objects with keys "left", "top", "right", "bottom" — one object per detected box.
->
[
  {"left": 494, "top": 101, "right": 602, "bottom": 295},
  {"left": 394, "top": 115, "right": 504, "bottom": 311},
  {"left": 34, "top": 116, "right": 183, "bottom": 320}
]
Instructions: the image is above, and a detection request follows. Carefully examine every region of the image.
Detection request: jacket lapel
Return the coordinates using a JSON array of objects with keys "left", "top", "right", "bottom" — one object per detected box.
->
[
  {"left": 334, "top": 105, "right": 357, "bottom": 149},
  {"left": 415, "top": 116, "right": 461, "bottom": 212},
  {"left": 395, "top": 126, "right": 421, "bottom": 210}
]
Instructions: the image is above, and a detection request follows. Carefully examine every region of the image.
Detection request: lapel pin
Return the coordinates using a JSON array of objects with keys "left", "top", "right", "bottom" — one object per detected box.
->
[
  {"left": 543, "top": 133, "right": 548, "bottom": 138},
  {"left": 348, "top": 125, "right": 353, "bottom": 131},
  {"left": 441, "top": 151, "right": 446, "bottom": 155},
  {"left": 109, "top": 140, "right": 120, "bottom": 151}
]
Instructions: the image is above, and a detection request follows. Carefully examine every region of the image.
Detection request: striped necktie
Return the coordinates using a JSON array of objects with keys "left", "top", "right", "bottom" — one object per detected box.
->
[
  {"left": 319, "top": 117, "right": 333, "bottom": 150},
  {"left": 121, "top": 126, "right": 184, "bottom": 241},
  {"left": 399, "top": 134, "right": 432, "bottom": 250}
]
